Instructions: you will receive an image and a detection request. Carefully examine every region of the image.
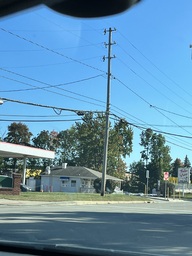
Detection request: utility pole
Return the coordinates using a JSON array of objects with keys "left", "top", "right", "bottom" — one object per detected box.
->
[{"left": 101, "top": 27, "right": 116, "bottom": 196}]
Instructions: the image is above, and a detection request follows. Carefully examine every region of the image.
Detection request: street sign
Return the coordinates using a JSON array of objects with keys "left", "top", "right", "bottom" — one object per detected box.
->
[
  {"left": 178, "top": 168, "right": 190, "bottom": 184},
  {"left": 163, "top": 172, "right": 169, "bottom": 181}
]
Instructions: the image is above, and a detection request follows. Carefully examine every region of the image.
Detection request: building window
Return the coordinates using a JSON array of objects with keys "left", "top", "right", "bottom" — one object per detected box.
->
[
  {"left": 71, "top": 180, "right": 76, "bottom": 187},
  {"left": 61, "top": 180, "right": 68, "bottom": 187}
]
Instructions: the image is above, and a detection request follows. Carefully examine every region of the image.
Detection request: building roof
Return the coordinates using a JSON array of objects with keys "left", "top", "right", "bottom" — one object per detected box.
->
[
  {"left": 43, "top": 166, "right": 123, "bottom": 181},
  {"left": 0, "top": 141, "right": 55, "bottom": 159}
]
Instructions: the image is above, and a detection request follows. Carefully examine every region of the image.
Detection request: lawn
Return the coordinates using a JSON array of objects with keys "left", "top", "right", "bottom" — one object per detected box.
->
[{"left": 0, "top": 192, "right": 149, "bottom": 202}]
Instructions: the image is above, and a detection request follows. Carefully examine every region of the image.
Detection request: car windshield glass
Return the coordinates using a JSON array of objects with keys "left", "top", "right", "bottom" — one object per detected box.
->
[{"left": 1, "top": 1, "right": 192, "bottom": 255}]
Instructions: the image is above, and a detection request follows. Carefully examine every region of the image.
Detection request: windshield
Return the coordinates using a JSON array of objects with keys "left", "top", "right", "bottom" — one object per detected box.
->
[{"left": 1, "top": 1, "right": 192, "bottom": 255}]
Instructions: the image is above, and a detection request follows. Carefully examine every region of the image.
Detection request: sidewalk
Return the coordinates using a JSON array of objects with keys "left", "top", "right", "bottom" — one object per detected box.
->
[{"left": 150, "top": 196, "right": 185, "bottom": 202}]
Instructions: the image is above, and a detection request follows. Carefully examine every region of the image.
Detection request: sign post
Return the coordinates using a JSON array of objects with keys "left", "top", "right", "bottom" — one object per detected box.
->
[{"left": 163, "top": 172, "right": 169, "bottom": 199}]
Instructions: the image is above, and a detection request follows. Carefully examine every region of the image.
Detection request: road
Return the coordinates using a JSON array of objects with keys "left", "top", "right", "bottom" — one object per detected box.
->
[{"left": 0, "top": 200, "right": 192, "bottom": 255}]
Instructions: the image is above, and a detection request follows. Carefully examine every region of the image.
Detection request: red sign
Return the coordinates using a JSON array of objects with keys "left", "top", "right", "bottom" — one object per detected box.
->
[{"left": 164, "top": 172, "right": 169, "bottom": 181}]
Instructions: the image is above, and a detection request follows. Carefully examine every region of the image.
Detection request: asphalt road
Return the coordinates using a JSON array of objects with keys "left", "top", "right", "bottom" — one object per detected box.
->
[{"left": 0, "top": 200, "right": 192, "bottom": 256}]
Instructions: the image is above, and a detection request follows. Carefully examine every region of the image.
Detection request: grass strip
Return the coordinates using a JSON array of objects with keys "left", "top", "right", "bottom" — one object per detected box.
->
[{"left": 0, "top": 192, "right": 149, "bottom": 202}]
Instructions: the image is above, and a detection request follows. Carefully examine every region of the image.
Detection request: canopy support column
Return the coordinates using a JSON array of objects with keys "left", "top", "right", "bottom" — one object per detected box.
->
[{"left": 22, "top": 157, "right": 27, "bottom": 184}]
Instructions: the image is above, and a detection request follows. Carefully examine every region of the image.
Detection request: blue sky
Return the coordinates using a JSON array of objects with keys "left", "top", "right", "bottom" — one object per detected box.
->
[{"left": 1, "top": 0, "right": 192, "bottom": 168}]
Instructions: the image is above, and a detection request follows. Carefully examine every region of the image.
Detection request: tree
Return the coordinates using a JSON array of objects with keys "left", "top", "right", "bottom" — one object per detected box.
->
[
  {"left": 4, "top": 122, "right": 33, "bottom": 171},
  {"left": 160, "top": 181, "right": 175, "bottom": 197},
  {"left": 58, "top": 113, "right": 133, "bottom": 178},
  {"left": 4, "top": 122, "right": 32, "bottom": 145},
  {"left": 139, "top": 129, "right": 172, "bottom": 191},
  {"left": 122, "top": 161, "right": 146, "bottom": 193},
  {"left": 32, "top": 130, "right": 58, "bottom": 151},
  {"left": 57, "top": 127, "right": 78, "bottom": 166},
  {"left": 171, "top": 158, "right": 183, "bottom": 177},
  {"left": 150, "top": 133, "right": 172, "bottom": 184},
  {"left": 74, "top": 113, "right": 105, "bottom": 170},
  {"left": 140, "top": 128, "right": 153, "bottom": 166},
  {"left": 184, "top": 155, "right": 191, "bottom": 168},
  {"left": 93, "top": 178, "right": 119, "bottom": 193},
  {"left": 31, "top": 130, "right": 58, "bottom": 170}
]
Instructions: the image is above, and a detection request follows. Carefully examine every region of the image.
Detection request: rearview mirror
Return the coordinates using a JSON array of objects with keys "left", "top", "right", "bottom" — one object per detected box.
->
[
  {"left": 0, "top": 0, "right": 141, "bottom": 18},
  {"left": 48, "top": 0, "right": 141, "bottom": 18}
]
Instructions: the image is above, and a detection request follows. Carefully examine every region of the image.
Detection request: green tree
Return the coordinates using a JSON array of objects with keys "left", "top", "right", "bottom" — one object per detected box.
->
[
  {"left": 171, "top": 158, "right": 183, "bottom": 177},
  {"left": 57, "top": 127, "right": 78, "bottom": 166},
  {"left": 139, "top": 129, "right": 172, "bottom": 191},
  {"left": 150, "top": 133, "right": 172, "bottom": 184},
  {"left": 58, "top": 113, "right": 133, "bottom": 179},
  {"left": 140, "top": 128, "right": 153, "bottom": 166},
  {"left": 122, "top": 161, "right": 146, "bottom": 193},
  {"left": 32, "top": 130, "right": 58, "bottom": 151},
  {"left": 75, "top": 113, "right": 105, "bottom": 170},
  {"left": 184, "top": 155, "right": 191, "bottom": 168},
  {"left": 32, "top": 130, "right": 58, "bottom": 170},
  {"left": 93, "top": 178, "right": 119, "bottom": 193},
  {"left": 4, "top": 122, "right": 33, "bottom": 171},
  {"left": 4, "top": 122, "right": 32, "bottom": 145},
  {"left": 160, "top": 181, "right": 175, "bottom": 197}
]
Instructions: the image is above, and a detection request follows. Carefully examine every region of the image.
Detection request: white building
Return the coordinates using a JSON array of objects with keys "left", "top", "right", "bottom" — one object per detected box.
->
[{"left": 41, "top": 165, "right": 122, "bottom": 193}]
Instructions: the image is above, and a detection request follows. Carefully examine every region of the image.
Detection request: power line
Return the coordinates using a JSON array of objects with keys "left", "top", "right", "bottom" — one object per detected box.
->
[
  {"left": 118, "top": 30, "right": 192, "bottom": 100},
  {"left": 0, "top": 68, "right": 106, "bottom": 108},
  {"left": 112, "top": 112, "right": 192, "bottom": 139},
  {"left": 0, "top": 118, "right": 82, "bottom": 122},
  {"left": 0, "top": 74, "right": 103, "bottom": 94},
  {"left": 110, "top": 102, "right": 192, "bottom": 148},
  {"left": 0, "top": 114, "right": 77, "bottom": 117},
  {"left": 1, "top": 97, "right": 104, "bottom": 116},
  {"left": 151, "top": 105, "right": 192, "bottom": 120},
  {"left": 114, "top": 76, "right": 151, "bottom": 106},
  {"left": 117, "top": 58, "right": 192, "bottom": 116},
  {"left": 114, "top": 76, "right": 192, "bottom": 138},
  {"left": 0, "top": 27, "right": 105, "bottom": 74},
  {"left": 0, "top": 43, "right": 103, "bottom": 52},
  {"left": 152, "top": 107, "right": 192, "bottom": 137},
  {"left": 117, "top": 44, "right": 192, "bottom": 109},
  {"left": 3, "top": 56, "right": 101, "bottom": 70},
  {"left": 112, "top": 113, "right": 192, "bottom": 153}
]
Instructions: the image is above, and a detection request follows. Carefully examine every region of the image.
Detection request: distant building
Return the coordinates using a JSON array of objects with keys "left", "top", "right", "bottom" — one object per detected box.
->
[
  {"left": 125, "top": 171, "right": 133, "bottom": 181},
  {"left": 41, "top": 165, "right": 122, "bottom": 193}
]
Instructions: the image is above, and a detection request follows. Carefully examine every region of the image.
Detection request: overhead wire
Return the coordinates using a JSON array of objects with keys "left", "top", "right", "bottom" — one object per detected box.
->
[
  {"left": 35, "top": 13, "right": 105, "bottom": 52},
  {"left": 111, "top": 112, "right": 192, "bottom": 151},
  {"left": 109, "top": 86, "right": 192, "bottom": 149},
  {"left": 118, "top": 30, "right": 192, "bottom": 99},
  {"left": 150, "top": 105, "right": 192, "bottom": 120},
  {"left": 1, "top": 25, "right": 192, "bottom": 152},
  {"left": 2, "top": 56, "right": 101, "bottom": 69},
  {"left": 0, "top": 27, "right": 106, "bottom": 74},
  {"left": 0, "top": 118, "right": 82, "bottom": 122},
  {"left": 116, "top": 57, "right": 192, "bottom": 116},
  {"left": 0, "top": 68, "right": 106, "bottom": 108},
  {"left": 117, "top": 44, "right": 192, "bottom": 109},
  {"left": 1, "top": 97, "right": 104, "bottom": 115},
  {"left": 109, "top": 30, "right": 192, "bottom": 149}
]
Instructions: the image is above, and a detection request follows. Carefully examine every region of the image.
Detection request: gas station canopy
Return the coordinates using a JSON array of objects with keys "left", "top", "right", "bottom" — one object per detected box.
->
[{"left": 0, "top": 141, "right": 55, "bottom": 159}]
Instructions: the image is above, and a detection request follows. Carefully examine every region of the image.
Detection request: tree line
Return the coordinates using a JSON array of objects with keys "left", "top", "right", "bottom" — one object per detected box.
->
[{"left": 0, "top": 114, "right": 190, "bottom": 193}]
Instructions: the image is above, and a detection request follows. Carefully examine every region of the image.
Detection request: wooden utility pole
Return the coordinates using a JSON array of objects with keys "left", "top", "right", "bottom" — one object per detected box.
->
[{"left": 101, "top": 27, "right": 116, "bottom": 196}]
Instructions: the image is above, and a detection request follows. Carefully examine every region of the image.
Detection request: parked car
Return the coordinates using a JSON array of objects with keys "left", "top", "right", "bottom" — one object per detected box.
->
[{"left": 20, "top": 184, "right": 32, "bottom": 192}]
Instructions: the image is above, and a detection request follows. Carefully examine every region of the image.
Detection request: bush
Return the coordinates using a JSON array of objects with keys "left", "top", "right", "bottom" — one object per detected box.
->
[
  {"left": 160, "top": 181, "right": 175, "bottom": 197},
  {"left": 93, "top": 178, "right": 119, "bottom": 193}
]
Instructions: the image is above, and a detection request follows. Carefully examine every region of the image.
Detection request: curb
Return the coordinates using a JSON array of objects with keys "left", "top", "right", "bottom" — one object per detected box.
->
[{"left": 0, "top": 199, "right": 152, "bottom": 206}]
